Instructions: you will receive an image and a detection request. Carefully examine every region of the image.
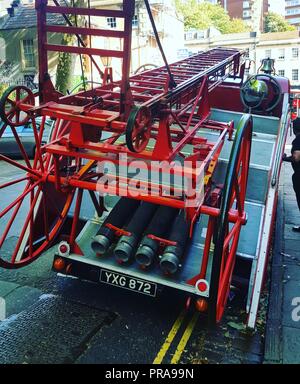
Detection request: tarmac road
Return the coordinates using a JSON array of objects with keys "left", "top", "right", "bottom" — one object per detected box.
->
[{"left": 0, "top": 159, "right": 265, "bottom": 364}]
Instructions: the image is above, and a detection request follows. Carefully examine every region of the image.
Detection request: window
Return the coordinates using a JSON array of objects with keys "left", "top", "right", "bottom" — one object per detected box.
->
[
  {"left": 243, "top": 1, "right": 250, "bottom": 8},
  {"left": 245, "top": 48, "right": 250, "bottom": 58},
  {"left": 107, "top": 17, "right": 116, "bottom": 28},
  {"left": 132, "top": 15, "right": 138, "bottom": 28},
  {"left": 21, "top": 39, "right": 35, "bottom": 69},
  {"left": 185, "top": 31, "right": 195, "bottom": 40},
  {"left": 195, "top": 31, "right": 205, "bottom": 39},
  {"left": 286, "top": 7, "right": 300, "bottom": 16},
  {"left": 292, "top": 69, "right": 299, "bottom": 80},
  {"left": 292, "top": 48, "right": 299, "bottom": 58},
  {"left": 243, "top": 10, "right": 250, "bottom": 18},
  {"left": 278, "top": 70, "right": 285, "bottom": 77},
  {"left": 278, "top": 49, "right": 285, "bottom": 60},
  {"left": 286, "top": 0, "right": 300, "bottom": 6},
  {"left": 265, "top": 49, "right": 271, "bottom": 58},
  {"left": 288, "top": 17, "right": 300, "bottom": 24}
]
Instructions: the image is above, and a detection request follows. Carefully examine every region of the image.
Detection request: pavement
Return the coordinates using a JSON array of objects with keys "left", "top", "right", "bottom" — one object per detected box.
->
[{"left": 264, "top": 135, "right": 300, "bottom": 364}]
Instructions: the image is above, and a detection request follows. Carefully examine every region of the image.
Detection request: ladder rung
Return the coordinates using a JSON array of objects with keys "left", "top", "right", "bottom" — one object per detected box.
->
[
  {"left": 46, "top": 25, "right": 125, "bottom": 39},
  {"left": 45, "top": 44, "right": 124, "bottom": 58},
  {"left": 130, "top": 79, "right": 165, "bottom": 87},
  {"left": 45, "top": 5, "right": 125, "bottom": 18},
  {"left": 130, "top": 85, "right": 163, "bottom": 94}
]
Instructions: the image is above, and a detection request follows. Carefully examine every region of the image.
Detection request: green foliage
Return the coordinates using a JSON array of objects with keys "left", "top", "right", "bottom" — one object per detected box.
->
[
  {"left": 264, "top": 12, "right": 295, "bottom": 33},
  {"left": 175, "top": 0, "right": 249, "bottom": 34},
  {"left": 0, "top": 83, "right": 9, "bottom": 98},
  {"left": 229, "top": 18, "right": 250, "bottom": 34}
]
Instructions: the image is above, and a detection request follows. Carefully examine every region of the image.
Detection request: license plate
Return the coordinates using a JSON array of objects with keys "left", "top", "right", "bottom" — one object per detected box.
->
[{"left": 100, "top": 269, "right": 157, "bottom": 297}]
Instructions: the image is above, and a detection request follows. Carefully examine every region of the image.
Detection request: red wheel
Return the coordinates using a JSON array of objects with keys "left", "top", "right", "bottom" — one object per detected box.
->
[
  {"left": 0, "top": 117, "right": 74, "bottom": 269},
  {"left": 0, "top": 86, "right": 35, "bottom": 127},
  {"left": 126, "top": 106, "right": 151, "bottom": 152},
  {"left": 208, "top": 114, "right": 253, "bottom": 324}
]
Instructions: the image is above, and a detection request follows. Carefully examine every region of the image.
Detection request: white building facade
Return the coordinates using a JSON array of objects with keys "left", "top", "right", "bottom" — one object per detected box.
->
[
  {"left": 184, "top": 29, "right": 300, "bottom": 88},
  {"left": 77, "top": 0, "right": 185, "bottom": 79}
]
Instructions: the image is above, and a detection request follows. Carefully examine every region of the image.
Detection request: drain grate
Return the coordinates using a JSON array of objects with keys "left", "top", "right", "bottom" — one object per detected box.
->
[{"left": 0, "top": 295, "right": 113, "bottom": 364}]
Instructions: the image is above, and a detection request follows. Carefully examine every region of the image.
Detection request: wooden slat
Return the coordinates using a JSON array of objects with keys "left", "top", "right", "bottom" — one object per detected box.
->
[
  {"left": 45, "top": 44, "right": 124, "bottom": 58},
  {"left": 45, "top": 5, "right": 125, "bottom": 18},
  {"left": 46, "top": 25, "right": 125, "bottom": 39}
]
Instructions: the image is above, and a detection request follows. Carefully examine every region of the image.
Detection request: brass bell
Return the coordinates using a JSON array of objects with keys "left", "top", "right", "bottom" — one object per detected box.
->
[{"left": 260, "top": 58, "right": 275, "bottom": 74}]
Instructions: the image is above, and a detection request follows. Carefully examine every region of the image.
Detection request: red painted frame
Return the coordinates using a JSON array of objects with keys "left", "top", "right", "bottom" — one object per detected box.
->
[{"left": 0, "top": 0, "right": 252, "bottom": 325}]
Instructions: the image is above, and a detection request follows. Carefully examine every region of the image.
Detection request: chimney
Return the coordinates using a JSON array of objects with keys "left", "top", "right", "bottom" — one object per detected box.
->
[
  {"left": 7, "top": 7, "right": 15, "bottom": 17},
  {"left": 11, "top": 0, "right": 20, "bottom": 8}
]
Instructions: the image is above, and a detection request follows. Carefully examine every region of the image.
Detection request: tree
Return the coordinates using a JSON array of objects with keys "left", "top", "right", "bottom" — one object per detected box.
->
[
  {"left": 55, "top": 33, "right": 75, "bottom": 95},
  {"left": 229, "top": 18, "right": 250, "bottom": 34},
  {"left": 264, "top": 12, "right": 295, "bottom": 33},
  {"left": 55, "top": 0, "right": 86, "bottom": 94},
  {"left": 174, "top": 0, "right": 249, "bottom": 34}
]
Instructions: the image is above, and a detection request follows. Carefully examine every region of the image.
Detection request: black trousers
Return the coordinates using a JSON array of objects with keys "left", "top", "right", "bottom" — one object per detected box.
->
[{"left": 292, "top": 172, "right": 300, "bottom": 211}]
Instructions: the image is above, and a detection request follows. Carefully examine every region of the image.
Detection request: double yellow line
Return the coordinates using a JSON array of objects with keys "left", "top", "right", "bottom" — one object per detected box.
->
[{"left": 153, "top": 309, "right": 199, "bottom": 364}]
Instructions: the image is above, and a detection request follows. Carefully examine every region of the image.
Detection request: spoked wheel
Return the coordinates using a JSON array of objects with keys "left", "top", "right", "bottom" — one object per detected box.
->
[
  {"left": 126, "top": 105, "right": 152, "bottom": 152},
  {"left": 0, "top": 86, "right": 35, "bottom": 126},
  {"left": 208, "top": 114, "right": 253, "bottom": 324},
  {"left": 0, "top": 114, "right": 75, "bottom": 269},
  {"left": 134, "top": 63, "right": 158, "bottom": 75}
]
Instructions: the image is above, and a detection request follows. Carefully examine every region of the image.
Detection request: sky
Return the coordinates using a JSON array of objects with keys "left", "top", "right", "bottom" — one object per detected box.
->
[{"left": 268, "top": 0, "right": 286, "bottom": 15}]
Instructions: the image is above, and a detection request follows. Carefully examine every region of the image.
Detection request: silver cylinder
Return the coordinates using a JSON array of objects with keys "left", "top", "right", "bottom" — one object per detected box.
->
[
  {"left": 135, "top": 245, "right": 155, "bottom": 267},
  {"left": 91, "top": 234, "right": 111, "bottom": 255},
  {"left": 114, "top": 239, "right": 135, "bottom": 263},
  {"left": 160, "top": 252, "right": 180, "bottom": 275}
]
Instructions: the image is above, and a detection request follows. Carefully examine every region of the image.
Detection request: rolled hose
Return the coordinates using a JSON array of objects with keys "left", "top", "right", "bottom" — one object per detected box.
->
[
  {"left": 114, "top": 202, "right": 158, "bottom": 263},
  {"left": 135, "top": 205, "right": 178, "bottom": 267},
  {"left": 91, "top": 197, "right": 140, "bottom": 254},
  {"left": 160, "top": 210, "right": 190, "bottom": 274}
]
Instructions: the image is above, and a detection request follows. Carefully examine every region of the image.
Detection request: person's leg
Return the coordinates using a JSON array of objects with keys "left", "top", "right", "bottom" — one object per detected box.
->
[
  {"left": 292, "top": 172, "right": 300, "bottom": 232},
  {"left": 293, "top": 173, "right": 300, "bottom": 210}
]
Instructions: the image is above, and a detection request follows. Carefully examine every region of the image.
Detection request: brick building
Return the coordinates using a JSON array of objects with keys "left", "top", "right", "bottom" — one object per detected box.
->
[
  {"left": 221, "top": 0, "right": 268, "bottom": 32},
  {"left": 202, "top": 0, "right": 268, "bottom": 32},
  {"left": 285, "top": 0, "right": 300, "bottom": 29}
]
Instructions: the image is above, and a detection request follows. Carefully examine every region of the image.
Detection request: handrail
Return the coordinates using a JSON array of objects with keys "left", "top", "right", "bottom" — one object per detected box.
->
[{"left": 271, "top": 93, "right": 290, "bottom": 187}]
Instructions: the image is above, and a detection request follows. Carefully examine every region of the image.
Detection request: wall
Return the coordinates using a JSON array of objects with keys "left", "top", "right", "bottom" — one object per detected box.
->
[{"left": 0, "top": 27, "right": 62, "bottom": 83}]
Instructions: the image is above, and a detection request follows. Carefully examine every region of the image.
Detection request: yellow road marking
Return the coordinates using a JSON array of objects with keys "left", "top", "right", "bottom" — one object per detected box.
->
[
  {"left": 153, "top": 309, "right": 187, "bottom": 364},
  {"left": 171, "top": 312, "right": 200, "bottom": 364}
]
